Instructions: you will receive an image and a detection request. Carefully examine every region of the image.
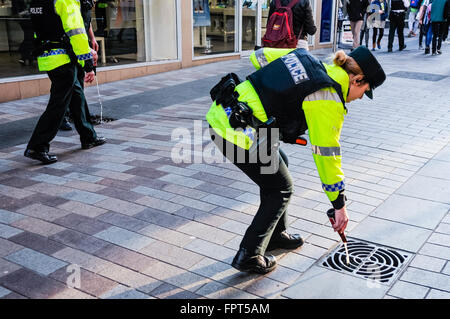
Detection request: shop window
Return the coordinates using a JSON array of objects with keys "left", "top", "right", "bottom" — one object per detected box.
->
[
  {"left": 0, "top": 0, "right": 150, "bottom": 80},
  {"left": 148, "top": 0, "right": 178, "bottom": 62},
  {"left": 193, "top": 0, "right": 237, "bottom": 57}
]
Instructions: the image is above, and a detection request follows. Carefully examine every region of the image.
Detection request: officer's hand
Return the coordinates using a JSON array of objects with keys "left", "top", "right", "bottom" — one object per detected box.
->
[
  {"left": 333, "top": 206, "right": 349, "bottom": 234},
  {"left": 92, "top": 39, "right": 99, "bottom": 53},
  {"left": 91, "top": 49, "right": 98, "bottom": 66},
  {"left": 84, "top": 71, "right": 95, "bottom": 83}
]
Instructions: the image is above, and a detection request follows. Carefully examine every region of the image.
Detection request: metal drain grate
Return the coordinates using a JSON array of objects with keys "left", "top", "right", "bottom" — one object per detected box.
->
[{"left": 320, "top": 238, "right": 412, "bottom": 285}]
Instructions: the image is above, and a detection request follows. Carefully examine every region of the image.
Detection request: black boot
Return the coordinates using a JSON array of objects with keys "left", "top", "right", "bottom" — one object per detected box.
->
[
  {"left": 81, "top": 137, "right": 107, "bottom": 149},
  {"left": 24, "top": 149, "right": 57, "bottom": 165},
  {"left": 231, "top": 248, "right": 277, "bottom": 274},
  {"left": 267, "top": 231, "right": 304, "bottom": 251},
  {"left": 59, "top": 117, "right": 72, "bottom": 131}
]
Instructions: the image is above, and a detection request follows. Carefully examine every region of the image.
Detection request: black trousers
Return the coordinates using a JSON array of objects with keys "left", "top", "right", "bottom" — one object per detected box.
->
[
  {"left": 210, "top": 128, "right": 293, "bottom": 256},
  {"left": 372, "top": 28, "right": 384, "bottom": 45},
  {"left": 388, "top": 11, "right": 406, "bottom": 50},
  {"left": 27, "top": 63, "right": 97, "bottom": 152},
  {"left": 432, "top": 22, "right": 445, "bottom": 53}
]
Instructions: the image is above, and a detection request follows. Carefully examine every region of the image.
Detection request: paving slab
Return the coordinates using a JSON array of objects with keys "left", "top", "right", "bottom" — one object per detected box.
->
[
  {"left": 4, "top": 248, "right": 67, "bottom": 276},
  {"left": 282, "top": 266, "right": 389, "bottom": 299},
  {"left": 349, "top": 217, "right": 432, "bottom": 252},
  {"left": 396, "top": 175, "right": 450, "bottom": 204},
  {"left": 371, "top": 194, "right": 449, "bottom": 229}
]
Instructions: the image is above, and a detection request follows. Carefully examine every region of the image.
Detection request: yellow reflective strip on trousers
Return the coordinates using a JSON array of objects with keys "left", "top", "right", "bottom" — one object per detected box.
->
[{"left": 206, "top": 80, "right": 267, "bottom": 150}]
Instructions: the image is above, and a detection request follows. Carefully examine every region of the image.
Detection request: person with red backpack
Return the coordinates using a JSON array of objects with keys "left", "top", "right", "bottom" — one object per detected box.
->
[{"left": 263, "top": 0, "right": 316, "bottom": 49}]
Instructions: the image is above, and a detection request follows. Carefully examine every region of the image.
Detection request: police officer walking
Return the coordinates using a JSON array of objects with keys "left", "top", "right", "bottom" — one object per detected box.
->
[
  {"left": 387, "top": 0, "right": 410, "bottom": 52},
  {"left": 24, "top": 0, "right": 106, "bottom": 164},
  {"left": 206, "top": 46, "right": 386, "bottom": 273}
]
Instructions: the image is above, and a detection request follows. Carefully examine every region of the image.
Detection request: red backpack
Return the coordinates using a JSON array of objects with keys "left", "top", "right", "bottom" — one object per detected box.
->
[{"left": 262, "top": 0, "right": 300, "bottom": 48}]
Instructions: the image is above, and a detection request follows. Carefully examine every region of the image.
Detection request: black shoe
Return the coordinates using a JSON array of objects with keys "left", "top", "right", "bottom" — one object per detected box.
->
[
  {"left": 437, "top": 50, "right": 442, "bottom": 55},
  {"left": 24, "top": 149, "right": 57, "bottom": 165},
  {"left": 267, "top": 231, "right": 304, "bottom": 251},
  {"left": 425, "top": 47, "right": 430, "bottom": 54},
  {"left": 81, "top": 137, "right": 107, "bottom": 149},
  {"left": 231, "top": 248, "right": 277, "bottom": 274},
  {"left": 387, "top": 48, "right": 392, "bottom": 52},
  {"left": 399, "top": 45, "right": 407, "bottom": 51},
  {"left": 59, "top": 119, "right": 72, "bottom": 131}
]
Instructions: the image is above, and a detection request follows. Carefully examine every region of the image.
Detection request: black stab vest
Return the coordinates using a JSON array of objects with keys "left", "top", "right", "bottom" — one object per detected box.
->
[
  {"left": 247, "top": 48, "right": 345, "bottom": 138},
  {"left": 29, "top": 0, "right": 66, "bottom": 42}
]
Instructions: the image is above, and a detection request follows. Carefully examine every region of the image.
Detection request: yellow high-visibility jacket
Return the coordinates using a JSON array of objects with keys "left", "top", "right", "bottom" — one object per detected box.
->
[
  {"left": 37, "top": 0, "right": 92, "bottom": 71},
  {"left": 206, "top": 47, "right": 349, "bottom": 206}
]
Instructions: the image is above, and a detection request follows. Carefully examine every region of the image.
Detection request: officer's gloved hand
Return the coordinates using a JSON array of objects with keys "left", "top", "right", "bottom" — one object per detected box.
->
[{"left": 84, "top": 71, "right": 95, "bottom": 83}]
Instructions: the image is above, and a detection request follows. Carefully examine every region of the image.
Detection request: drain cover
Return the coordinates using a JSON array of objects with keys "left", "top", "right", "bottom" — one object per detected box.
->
[
  {"left": 320, "top": 238, "right": 412, "bottom": 285},
  {"left": 89, "top": 115, "right": 116, "bottom": 125}
]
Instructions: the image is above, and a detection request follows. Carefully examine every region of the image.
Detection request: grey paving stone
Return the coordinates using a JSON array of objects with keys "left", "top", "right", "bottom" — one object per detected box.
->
[
  {"left": 92, "top": 162, "right": 134, "bottom": 173},
  {"left": 100, "top": 285, "right": 151, "bottom": 299},
  {"left": 282, "top": 266, "right": 389, "bottom": 299},
  {"left": 388, "top": 280, "right": 429, "bottom": 299},
  {"left": 419, "top": 243, "right": 450, "bottom": 260},
  {"left": 401, "top": 267, "right": 450, "bottom": 292},
  {"left": 158, "top": 173, "right": 204, "bottom": 188},
  {"left": 30, "top": 174, "right": 70, "bottom": 185},
  {"left": 410, "top": 255, "right": 446, "bottom": 273},
  {"left": 0, "top": 209, "right": 26, "bottom": 224},
  {"left": 0, "top": 286, "right": 11, "bottom": 298},
  {"left": 94, "top": 226, "right": 154, "bottom": 251},
  {"left": 278, "top": 253, "right": 316, "bottom": 272},
  {"left": 349, "top": 217, "right": 432, "bottom": 252},
  {"left": 0, "top": 224, "right": 23, "bottom": 239},
  {"left": 4, "top": 248, "right": 67, "bottom": 276},
  {"left": 96, "top": 212, "right": 149, "bottom": 232},
  {"left": 195, "top": 281, "right": 258, "bottom": 299},
  {"left": 371, "top": 194, "right": 449, "bottom": 229},
  {"left": 0, "top": 259, "right": 22, "bottom": 278},
  {"left": 417, "top": 159, "right": 450, "bottom": 180},
  {"left": 426, "top": 289, "right": 450, "bottom": 299},
  {"left": 61, "top": 190, "right": 108, "bottom": 205},
  {"left": 131, "top": 185, "right": 176, "bottom": 200},
  {"left": 396, "top": 175, "right": 450, "bottom": 204},
  {"left": 63, "top": 172, "right": 103, "bottom": 183}
]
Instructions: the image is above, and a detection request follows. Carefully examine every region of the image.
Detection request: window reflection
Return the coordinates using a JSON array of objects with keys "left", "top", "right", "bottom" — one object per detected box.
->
[{"left": 193, "top": 0, "right": 237, "bottom": 56}]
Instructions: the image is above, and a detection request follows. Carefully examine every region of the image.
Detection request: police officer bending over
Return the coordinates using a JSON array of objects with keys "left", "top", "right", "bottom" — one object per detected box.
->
[
  {"left": 24, "top": 0, "right": 106, "bottom": 164},
  {"left": 206, "top": 46, "right": 386, "bottom": 273}
]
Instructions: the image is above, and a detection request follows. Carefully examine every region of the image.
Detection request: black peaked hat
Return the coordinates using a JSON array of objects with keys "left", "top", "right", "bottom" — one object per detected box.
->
[{"left": 348, "top": 46, "right": 386, "bottom": 99}]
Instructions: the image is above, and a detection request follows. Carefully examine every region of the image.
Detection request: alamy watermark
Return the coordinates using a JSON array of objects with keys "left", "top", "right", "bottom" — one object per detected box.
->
[{"left": 170, "top": 120, "right": 280, "bottom": 174}]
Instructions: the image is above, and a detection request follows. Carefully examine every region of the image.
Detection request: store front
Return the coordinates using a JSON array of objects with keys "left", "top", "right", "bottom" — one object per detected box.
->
[
  {"left": 0, "top": 0, "right": 179, "bottom": 78},
  {"left": 0, "top": 0, "right": 338, "bottom": 102}
]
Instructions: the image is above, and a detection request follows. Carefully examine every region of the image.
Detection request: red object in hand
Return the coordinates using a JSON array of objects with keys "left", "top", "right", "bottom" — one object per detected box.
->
[{"left": 327, "top": 208, "right": 348, "bottom": 243}]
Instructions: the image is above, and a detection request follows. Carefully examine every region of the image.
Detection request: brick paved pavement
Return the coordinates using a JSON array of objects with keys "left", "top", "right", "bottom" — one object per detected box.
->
[{"left": 0, "top": 35, "right": 449, "bottom": 299}]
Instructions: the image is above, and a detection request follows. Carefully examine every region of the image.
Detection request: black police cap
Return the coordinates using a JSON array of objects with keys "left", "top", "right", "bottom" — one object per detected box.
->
[{"left": 349, "top": 45, "right": 386, "bottom": 99}]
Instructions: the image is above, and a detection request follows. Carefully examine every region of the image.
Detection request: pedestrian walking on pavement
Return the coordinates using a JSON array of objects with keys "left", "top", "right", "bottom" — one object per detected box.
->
[
  {"left": 60, "top": 0, "right": 100, "bottom": 132},
  {"left": 24, "top": 0, "right": 106, "bottom": 164},
  {"left": 347, "top": 0, "right": 371, "bottom": 49},
  {"left": 266, "top": 0, "right": 317, "bottom": 50},
  {"left": 388, "top": 0, "right": 410, "bottom": 52},
  {"left": 408, "top": 0, "right": 422, "bottom": 37},
  {"left": 365, "top": 0, "right": 388, "bottom": 50},
  {"left": 206, "top": 46, "right": 386, "bottom": 274},
  {"left": 418, "top": 0, "right": 433, "bottom": 51},
  {"left": 430, "top": 0, "right": 449, "bottom": 54}
]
